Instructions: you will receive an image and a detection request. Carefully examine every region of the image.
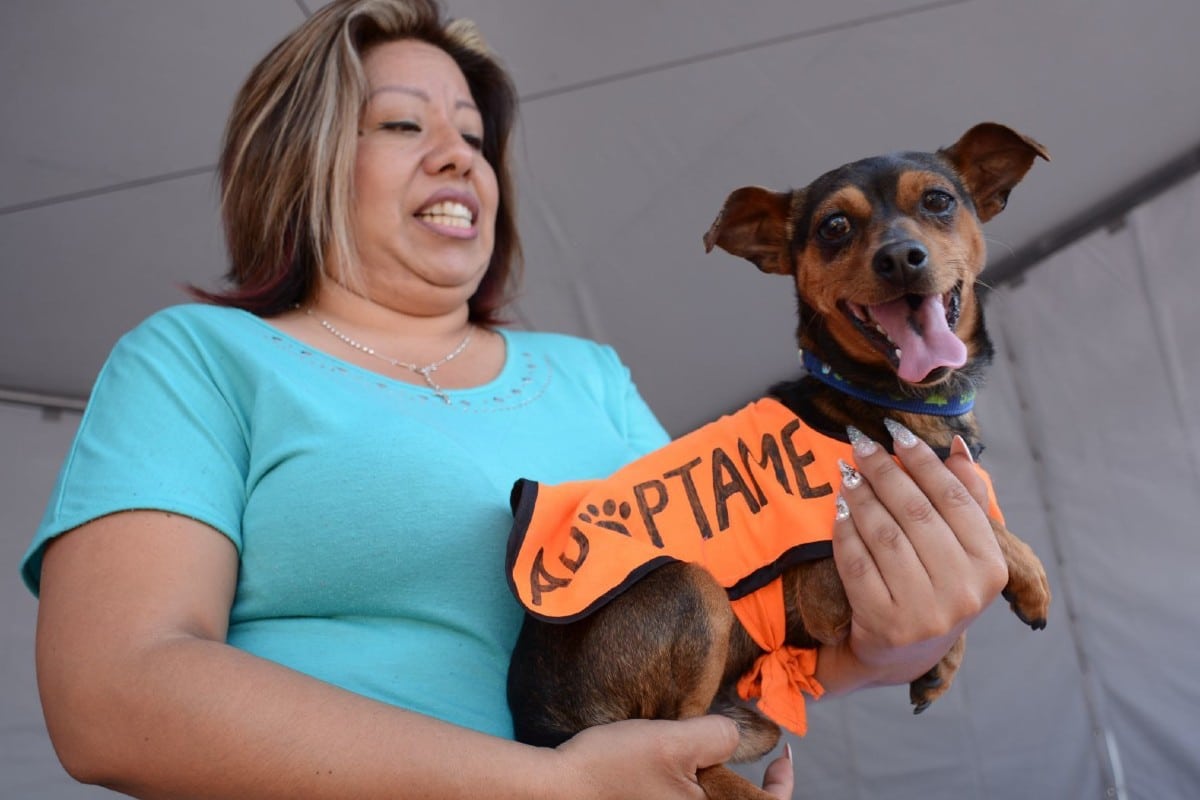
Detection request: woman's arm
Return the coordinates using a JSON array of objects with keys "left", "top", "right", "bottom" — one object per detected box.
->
[
  {"left": 36, "top": 510, "right": 765, "bottom": 800},
  {"left": 813, "top": 430, "right": 1009, "bottom": 695}
]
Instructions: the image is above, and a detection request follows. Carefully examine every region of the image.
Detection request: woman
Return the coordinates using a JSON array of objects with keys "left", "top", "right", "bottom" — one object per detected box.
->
[{"left": 23, "top": 1, "right": 1007, "bottom": 797}]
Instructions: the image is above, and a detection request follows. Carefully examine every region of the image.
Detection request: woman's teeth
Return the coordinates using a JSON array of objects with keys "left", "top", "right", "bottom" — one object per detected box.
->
[{"left": 418, "top": 201, "right": 473, "bottom": 228}]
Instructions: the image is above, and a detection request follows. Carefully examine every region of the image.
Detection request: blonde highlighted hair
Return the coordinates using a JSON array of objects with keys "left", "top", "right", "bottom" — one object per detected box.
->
[{"left": 197, "top": 0, "right": 520, "bottom": 323}]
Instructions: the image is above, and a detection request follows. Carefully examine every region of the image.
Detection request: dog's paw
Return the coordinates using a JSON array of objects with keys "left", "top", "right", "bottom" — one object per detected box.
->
[
  {"left": 909, "top": 665, "right": 947, "bottom": 714},
  {"left": 908, "top": 634, "right": 965, "bottom": 713},
  {"left": 1004, "top": 585, "right": 1050, "bottom": 630},
  {"left": 993, "top": 525, "right": 1051, "bottom": 633},
  {"left": 997, "top": 531, "right": 1052, "bottom": 630}
]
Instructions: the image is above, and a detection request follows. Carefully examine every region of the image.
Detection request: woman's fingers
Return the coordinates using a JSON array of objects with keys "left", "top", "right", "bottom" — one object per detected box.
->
[
  {"left": 843, "top": 423, "right": 1005, "bottom": 585},
  {"left": 947, "top": 434, "right": 990, "bottom": 509},
  {"left": 885, "top": 424, "right": 1003, "bottom": 566},
  {"left": 835, "top": 426, "right": 932, "bottom": 608},
  {"left": 759, "top": 743, "right": 794, "bottom": 800},
  {"left": 557, "top": 716, "right": 739, "bottom": 799},
  {"left": 831, "top": 421, "right": 1008, "bottom": 681},
  {"left": 887, "top": 425, "right": 1008, "bottom": 610}
]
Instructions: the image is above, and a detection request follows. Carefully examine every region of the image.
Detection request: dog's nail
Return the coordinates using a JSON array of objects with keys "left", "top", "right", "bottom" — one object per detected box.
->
[
  {"left": 835, "top": 493, "right": 851, "bottom": 521},
  {"left": 837, "top": 460, "right": 863, "bottom": 490},
  {"left": 884, "top": 418, "right": 919, "bottom": 448},
  {"left": 950, "top": 434, "right": 975, "bottom": 463},
  {"left": 846, "top": 426, "right": 878, "bottom": 456}
]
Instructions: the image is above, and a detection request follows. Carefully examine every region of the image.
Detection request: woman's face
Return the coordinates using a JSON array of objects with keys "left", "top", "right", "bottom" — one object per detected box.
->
[{"left": 341, "top": 39, "right": 499, "bottom": 315}]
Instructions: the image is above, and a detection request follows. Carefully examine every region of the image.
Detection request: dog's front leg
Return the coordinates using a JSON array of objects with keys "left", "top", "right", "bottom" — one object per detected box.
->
[
  {"left": 789, "top": 559, "right": 851, "bottom": 645},
  {"left": 992, "top": 521, "right": 1051, "bottom": 629}
]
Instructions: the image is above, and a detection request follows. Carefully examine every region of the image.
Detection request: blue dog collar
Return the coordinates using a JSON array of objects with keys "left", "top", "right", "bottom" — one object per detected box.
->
[{"left": 800, "top": 350, "right": 976, "bottom": 417}]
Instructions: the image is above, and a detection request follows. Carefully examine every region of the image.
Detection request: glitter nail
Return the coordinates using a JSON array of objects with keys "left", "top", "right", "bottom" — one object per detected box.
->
[
  {"left": 837, "top": 459, "right": 863, "bottom": 490},
  {"left": 884, "top": 418, "right": 919, "bottom": 448},
  {"left": 835, "top": 494, "right": 851, "bottom": 522},
  {"left": 846, "top": 426, "right": 879, "bottom": 456}
]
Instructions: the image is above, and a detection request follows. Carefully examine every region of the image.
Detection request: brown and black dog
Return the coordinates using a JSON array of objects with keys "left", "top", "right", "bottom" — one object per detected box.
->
[{"left": 506, "top": 123, "right": 1052, "bottom": 800}]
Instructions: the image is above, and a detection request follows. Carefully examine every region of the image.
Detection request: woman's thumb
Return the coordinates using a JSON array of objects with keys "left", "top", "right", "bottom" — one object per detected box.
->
[{"left": 675, "top": 715, "right": 740, "bottom": 768}]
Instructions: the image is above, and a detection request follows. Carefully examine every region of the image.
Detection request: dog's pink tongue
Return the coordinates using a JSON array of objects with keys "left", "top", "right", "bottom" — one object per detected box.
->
[{"left": 870, "top": 295, "right": 967, "bottom": 382}]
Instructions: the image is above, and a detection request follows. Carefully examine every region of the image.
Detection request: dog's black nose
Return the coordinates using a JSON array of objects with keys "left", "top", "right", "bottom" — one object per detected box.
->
[{"left": 873, "top": 240, "right": 929, "bottom": 286}]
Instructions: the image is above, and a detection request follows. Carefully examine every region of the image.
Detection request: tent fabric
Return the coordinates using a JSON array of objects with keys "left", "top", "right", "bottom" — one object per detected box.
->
[
  {"left": 982, "top": 173, "right": 1200, "bottom": 799},
  {"left": 3, "top": 109, "right": 1199, "bottom": 800},
  {"left": 4, "top": 2, "right": 1200, "bottom": 797}
]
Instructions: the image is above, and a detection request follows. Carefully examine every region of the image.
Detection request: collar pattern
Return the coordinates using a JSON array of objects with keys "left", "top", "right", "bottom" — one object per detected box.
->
[{"left": 800, "top": 350, "right": 976, "bottom": 417}]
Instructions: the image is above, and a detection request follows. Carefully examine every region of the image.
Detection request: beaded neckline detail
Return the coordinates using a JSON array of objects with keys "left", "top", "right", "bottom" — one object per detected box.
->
[{"left": 305, "top": 309, "right": 472, "bottom": 404}]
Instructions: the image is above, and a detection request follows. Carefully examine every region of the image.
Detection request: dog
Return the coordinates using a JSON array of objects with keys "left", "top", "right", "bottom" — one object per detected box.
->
[{"left": 505, "top": 122, "right": 1052, "bottom": 800}]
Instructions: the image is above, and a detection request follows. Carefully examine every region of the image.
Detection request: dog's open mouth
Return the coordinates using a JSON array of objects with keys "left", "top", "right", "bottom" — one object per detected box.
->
[{"left": 840, "top": 282, "right": 966, "bottom": 383}]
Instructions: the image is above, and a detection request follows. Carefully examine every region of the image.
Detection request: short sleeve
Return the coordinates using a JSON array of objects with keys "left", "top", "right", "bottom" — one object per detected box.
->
[
  {"left": 593, "top": 343, "right": 671, "bottom": 456},
  {"left": 21, "top": 311, "right": 249, "bottom": 594}
]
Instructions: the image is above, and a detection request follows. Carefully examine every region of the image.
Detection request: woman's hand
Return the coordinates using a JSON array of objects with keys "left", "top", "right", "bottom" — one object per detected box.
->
[
  {"left": 553, "top": 716, "right": 793, "bottom": 800},
  {"left": 818, "top": 421, "right": 1009, "bottom": 692}
]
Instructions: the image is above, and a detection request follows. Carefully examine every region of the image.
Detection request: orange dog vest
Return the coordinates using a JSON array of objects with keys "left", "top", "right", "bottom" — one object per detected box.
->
[{"left": 506, "top": 397, "right": 1004, "bottom": 735}]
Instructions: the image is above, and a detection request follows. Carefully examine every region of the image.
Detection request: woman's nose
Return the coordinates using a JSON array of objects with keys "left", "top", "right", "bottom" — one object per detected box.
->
[{"left": 423, "top": 122, "right": 474, "bottom": 176}]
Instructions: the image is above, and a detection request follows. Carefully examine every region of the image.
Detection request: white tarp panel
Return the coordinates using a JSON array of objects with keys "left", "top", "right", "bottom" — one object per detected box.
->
[
  {"left": 3, "top": 173, "right": 1198, "bottom": 798},
  {"left": 984, "top": 173, "right": 1200, "bottom": 798}
]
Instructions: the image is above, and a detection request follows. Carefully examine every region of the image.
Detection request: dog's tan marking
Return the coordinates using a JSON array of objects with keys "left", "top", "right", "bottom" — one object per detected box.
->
[
  {"left": 896, "top": 171, "right": 955, "bottom": 213},
  {"left": 809, "top": 185, "right": 872, "bottom": 235},
  {"left": 795, "top": 187, "right": 875, "bottom": 320}
]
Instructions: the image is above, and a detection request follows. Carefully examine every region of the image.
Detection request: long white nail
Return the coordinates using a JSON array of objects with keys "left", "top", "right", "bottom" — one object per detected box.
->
[
  {"left": 846, "top": 426, "right": 878, "bottom": 456},
  {"left": 835, "top": 494, "right": 851, "bottom": 521},
  {"left": 950, "top": 434, "right": 975, "bottom": 463},
  {"left": 884, "top": 418, "right": 919, "bottom": 448},
  {"left": 837, "top": 459, "right": 863, "bottom": 490}
]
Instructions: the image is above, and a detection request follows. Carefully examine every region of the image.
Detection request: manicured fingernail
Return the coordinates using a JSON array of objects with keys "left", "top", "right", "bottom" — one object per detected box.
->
[
  {"left": 784, "top": 742, "right": 793, "bottom": 762},
  {"left": 837, "top": 459, "right": 862, "bottom": 490},
  {"left": 950, "top": 434, "right": 975, "bottom": 463},
  {"left": 884, "top": 418, "right": 919, "bottom": 448},
  {"left": 846, "top": 426, "right": 878, "bottom": 456},
  {"left": 835, "top": 494, "right": 851, "bottom": 521}
]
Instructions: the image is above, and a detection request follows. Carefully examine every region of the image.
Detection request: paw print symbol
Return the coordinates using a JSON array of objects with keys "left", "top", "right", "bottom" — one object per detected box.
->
[{"left": 578, "top": 499, "right": 633, "bottom": 537}]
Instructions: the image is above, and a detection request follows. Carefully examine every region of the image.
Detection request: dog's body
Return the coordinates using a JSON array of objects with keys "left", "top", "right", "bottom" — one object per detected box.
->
[{"left": 506, "top": 123, "right": 1052, "bottom": 800}]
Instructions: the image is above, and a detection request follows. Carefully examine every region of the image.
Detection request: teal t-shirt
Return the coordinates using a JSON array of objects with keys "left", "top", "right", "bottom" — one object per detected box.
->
[{"left": 22, "top": 304, "right": 669, "bottom": 739}]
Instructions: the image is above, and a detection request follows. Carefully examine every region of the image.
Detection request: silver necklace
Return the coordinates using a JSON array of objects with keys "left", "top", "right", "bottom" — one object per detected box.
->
[{"left": 306, "top": 309, "right": 473, "bottom": 404}]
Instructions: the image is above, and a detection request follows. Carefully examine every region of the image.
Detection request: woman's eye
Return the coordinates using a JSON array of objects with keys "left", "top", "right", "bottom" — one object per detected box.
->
[
  {"left": 921, "top": 190, "right": 955, "bottom": 215},
  {"left": 818, "top": 214, "right": 852, "bottom": 242},
  {"left": 461, "top": 132, "right": 484, "bottom": 150},
  {"left": 380, "top": 120, "right": 421, "bottom": 133}
]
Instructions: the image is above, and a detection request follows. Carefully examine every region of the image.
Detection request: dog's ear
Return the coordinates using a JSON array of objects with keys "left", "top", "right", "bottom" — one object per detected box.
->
[
  {"left": 940, "top": 123, "right": 1049, "bottom": 222},
  {"left": 703, "top": 186, "right": 796, "bottom": 275}
]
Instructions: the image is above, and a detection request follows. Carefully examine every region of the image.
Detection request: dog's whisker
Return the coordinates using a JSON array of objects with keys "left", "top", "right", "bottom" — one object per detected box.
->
[
  {"left": 975, "top": 275, "right": 999, "bottom": 293},
  {"left": 982, "top": 235, "right": 1016, "bottom": 259}
]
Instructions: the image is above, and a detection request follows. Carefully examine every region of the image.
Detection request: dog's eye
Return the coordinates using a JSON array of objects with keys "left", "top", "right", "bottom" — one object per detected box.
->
[
  {"left": 921, "top": 190, "right": 955, "bottom": 215},
  {"left": 817, "top": 214, "right": 852, "bottom": 242}
]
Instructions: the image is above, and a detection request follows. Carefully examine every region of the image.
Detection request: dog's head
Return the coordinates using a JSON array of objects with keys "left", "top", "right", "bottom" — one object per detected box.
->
[{"left": 703, "top": 122, "right": 1048, "bottom": 390}]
